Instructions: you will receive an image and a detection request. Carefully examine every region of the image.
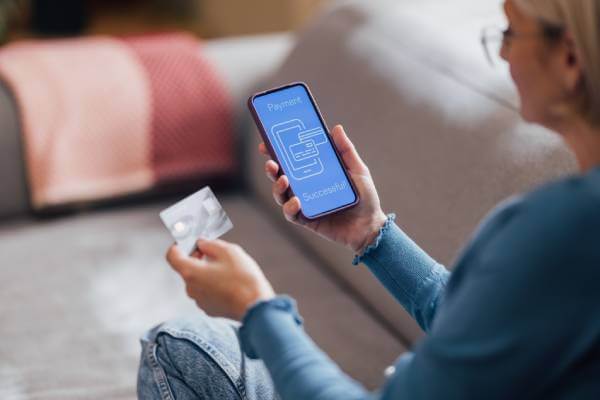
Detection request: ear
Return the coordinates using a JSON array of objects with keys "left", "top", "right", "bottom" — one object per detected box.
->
[{"left": 558, "top": 32, "right": 584, "bottom": 93}]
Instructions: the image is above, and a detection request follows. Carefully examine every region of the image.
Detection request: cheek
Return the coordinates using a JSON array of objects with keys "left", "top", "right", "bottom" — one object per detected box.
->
[
  {"left": 509, "top": 60, "right": 530, "bottom": 102},
  {"left": 507, "top": 52, "right": 546, "bottom": 121}
]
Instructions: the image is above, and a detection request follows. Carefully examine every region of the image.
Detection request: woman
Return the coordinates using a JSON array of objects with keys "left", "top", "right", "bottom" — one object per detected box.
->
[{"left": 138, "top": 0, "right": 600, "bottom": 398}]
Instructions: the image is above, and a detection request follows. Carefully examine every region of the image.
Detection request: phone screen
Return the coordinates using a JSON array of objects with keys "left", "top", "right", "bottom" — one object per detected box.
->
[{"left": 251, "top": 83, "right": 358, "bottom": 219}]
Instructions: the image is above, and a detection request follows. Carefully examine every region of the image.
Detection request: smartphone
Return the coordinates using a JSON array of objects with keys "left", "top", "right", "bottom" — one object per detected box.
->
[{"left": 248, "top": 82, "right": 359, "bottom": 220}]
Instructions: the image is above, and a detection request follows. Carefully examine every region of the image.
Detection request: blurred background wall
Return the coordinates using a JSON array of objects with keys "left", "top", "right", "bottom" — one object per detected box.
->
[{"left": 0, "top": 0, "right": 330, "bottom": 42}]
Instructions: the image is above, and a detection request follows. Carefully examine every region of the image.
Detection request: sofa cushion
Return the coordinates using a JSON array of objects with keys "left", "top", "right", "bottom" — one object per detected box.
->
[
  {"left": 246, "top": 0, "right": 577, "bottom": 344},
  {"left": 0, "top": 194, "right": 405, "bottom": 398}
]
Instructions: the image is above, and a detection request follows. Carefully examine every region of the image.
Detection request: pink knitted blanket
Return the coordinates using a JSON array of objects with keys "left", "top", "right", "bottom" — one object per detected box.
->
[{"left": 0, "top": 33, "right": 235, "bottom": 210}]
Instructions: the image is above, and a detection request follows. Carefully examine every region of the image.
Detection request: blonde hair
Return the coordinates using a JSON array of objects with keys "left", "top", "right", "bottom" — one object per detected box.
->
[{"left": 514, "top": 0, "right": 600, "bottom": 126}]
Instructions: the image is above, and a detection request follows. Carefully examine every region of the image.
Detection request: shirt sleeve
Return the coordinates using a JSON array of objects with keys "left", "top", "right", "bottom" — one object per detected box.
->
[
  {"left": 240, "top": 184, "right": 599, "bottom": 400},
  {"left": 353, "top": 214, "right": 450, "bottom": 332},
  {"left": 239, "top": 296, "right": 376, "bottom": 400},
  {"left": 237, "top": 214, "right": 452, "bottom": 400},
  {"left": 378, "top": 196, "right": 599, "bottom": 399},
  {"left": 240, "top": 198, "right": 600, "bottom": 400}
]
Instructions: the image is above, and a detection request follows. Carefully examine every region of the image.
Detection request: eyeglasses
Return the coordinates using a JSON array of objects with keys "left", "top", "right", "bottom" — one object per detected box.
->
[
  {"left": 480, "top": 25, "right": 564, "bottom": 67},
  {"left": 480, "top": 27, "right": 506, "bottom": 66}
]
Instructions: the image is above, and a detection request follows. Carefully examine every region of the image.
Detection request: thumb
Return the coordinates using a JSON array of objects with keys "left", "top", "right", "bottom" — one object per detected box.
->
[
  {"left": 331, "top": 125, "right": 368, "bottom": 175},
  {"left": 197, "top": 239, "right": 230, "bottom": 259},
  {"left": 166, "top": 243, "right": 208, "bottom": 276}
]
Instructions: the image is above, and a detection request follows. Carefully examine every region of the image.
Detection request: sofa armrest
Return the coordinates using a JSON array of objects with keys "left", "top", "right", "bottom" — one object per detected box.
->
[{"left": 0, "top": 80, "right": 29, "bottom": 221}]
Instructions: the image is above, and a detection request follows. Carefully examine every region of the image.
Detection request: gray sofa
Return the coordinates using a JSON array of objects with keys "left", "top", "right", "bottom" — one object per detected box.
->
[{"left": 0, "top": 0, "right": 577, "bottom": 399}]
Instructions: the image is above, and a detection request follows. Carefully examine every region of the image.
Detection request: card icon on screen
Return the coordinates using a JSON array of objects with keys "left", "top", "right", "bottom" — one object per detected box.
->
[
  {"left": 271, "top": 119, "right": 327, "bottom": 180},
  {"left": 290, "top": 140, "right": 318, "bottom": 161}
]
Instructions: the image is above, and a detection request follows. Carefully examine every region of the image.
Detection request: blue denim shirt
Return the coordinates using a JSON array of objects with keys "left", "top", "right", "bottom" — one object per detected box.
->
[{"left": 239, "top": 168, "right": 600, "bottom": 399}]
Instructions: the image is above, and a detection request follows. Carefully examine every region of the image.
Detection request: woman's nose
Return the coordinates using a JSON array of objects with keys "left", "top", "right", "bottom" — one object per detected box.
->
[{"left": 500, "top": 42, "right": 509, "bottom": 62}]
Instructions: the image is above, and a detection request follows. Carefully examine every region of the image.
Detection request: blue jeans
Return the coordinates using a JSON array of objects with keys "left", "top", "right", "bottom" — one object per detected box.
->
[{"left": 137, "top": 312, "right": 279, "bottom": 400}]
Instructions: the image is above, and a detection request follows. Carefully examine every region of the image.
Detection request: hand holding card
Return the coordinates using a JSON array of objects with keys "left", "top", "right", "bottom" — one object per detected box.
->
[
  {"left": 160, "top": 187, "right": 234, "bottom": 255},
  {"left": 162, "top": 189, "right": 274, "bottom": 320}
]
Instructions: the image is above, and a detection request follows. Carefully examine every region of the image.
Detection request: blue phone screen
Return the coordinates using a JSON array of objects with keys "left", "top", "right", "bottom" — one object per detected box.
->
[{"left": 252, "top": 84, "right": 357, "bottom": 218}]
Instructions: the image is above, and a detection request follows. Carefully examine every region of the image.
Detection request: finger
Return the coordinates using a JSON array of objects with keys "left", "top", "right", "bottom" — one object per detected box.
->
[
  {"left": 166, "top": 244, "right": 199, "bottom": 276},
  {"left": 265, "top": 160, "right": 279, "bottom": 183},
  {"left": 272, "top": 175, "right": 289, "bottom": 206},
  {"left": 191, "top": 249, "right": 203, "bottom": 259},
  {"left": 185, "top": 284, "right": 206, "bottom": 305},
  {"left": 197, "top": 238, "right": 232, "bottom": 259},
  {"left": 282, "top": 196, "right": 302, "bottom": 224},
  {"left": 258, "top": 142, "right": 270, "bottom": 157},
  {"left": 331, "top": 125, "right": 369, "bottom": 175}
]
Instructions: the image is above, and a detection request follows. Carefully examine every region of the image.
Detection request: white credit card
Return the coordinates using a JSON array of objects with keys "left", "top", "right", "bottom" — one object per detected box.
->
[{"left": 159, "top": 186, "right": 233, "bottom": 255}]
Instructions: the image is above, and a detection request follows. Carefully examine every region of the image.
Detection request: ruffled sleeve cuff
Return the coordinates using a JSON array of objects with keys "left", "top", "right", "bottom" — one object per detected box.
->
[
  {"left": 239, "top": 295, "right": 304, "bottom": 359},
  {"left": 353, "top": 213, "right": 397, "bottom": 266}
]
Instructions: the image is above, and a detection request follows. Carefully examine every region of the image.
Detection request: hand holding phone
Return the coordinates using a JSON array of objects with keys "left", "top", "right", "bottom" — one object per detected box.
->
[
  {"left": 249, "top": 83, "right": 359, "bottom": 219},
  {"left": 249, "top": 83, "right": 387, "bottom": 254}
]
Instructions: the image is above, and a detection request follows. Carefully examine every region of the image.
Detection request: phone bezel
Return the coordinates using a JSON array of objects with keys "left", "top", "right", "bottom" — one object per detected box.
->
[{"left": 248, "top": 82, "right": 360, "bottom": 220}]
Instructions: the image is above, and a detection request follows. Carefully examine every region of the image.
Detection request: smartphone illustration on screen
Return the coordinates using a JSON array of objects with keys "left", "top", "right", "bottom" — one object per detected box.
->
[
  {"left": 271, "top": 119, "right": 324, "bottom": 180},
  {"left": 248, "top": 82, "right": 359, "bottom": 220}
]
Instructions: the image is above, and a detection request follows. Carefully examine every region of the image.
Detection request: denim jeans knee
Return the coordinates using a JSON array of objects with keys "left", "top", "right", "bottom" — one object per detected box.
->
[{"left": 137, "top": 312, "right": 278, "bottom": 400}]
